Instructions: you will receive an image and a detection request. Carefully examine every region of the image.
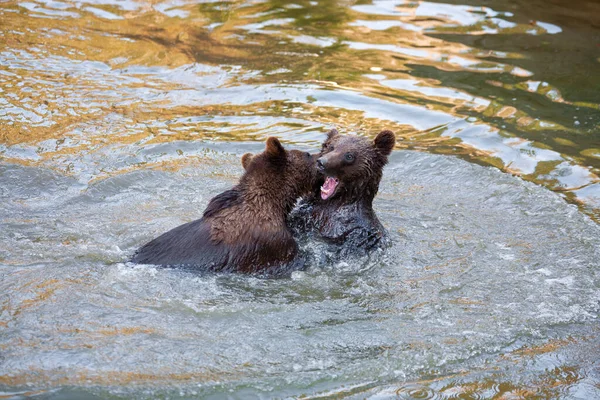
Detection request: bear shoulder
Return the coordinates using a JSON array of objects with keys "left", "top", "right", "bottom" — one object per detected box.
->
[{"left": 203, "top": 188, "right": 243, "bottom": 218}]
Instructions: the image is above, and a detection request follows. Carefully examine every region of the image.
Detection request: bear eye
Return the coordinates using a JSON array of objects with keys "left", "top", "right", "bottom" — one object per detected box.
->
[
  {"left": 305, "top": 152, "right": 311, "bottom": 158},
  {"left": 344, "top": 152, "right": 355, "bottom": 162}
]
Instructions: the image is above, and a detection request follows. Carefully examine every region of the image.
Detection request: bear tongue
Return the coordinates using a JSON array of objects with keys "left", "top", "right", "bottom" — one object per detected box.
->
[{"left": 320, "top": 177, "right": 339, "bottom": 200}]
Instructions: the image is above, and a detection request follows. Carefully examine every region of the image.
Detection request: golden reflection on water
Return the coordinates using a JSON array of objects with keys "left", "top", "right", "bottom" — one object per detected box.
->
[
  {"left": 376, "top": 336, "right": 592, "bottom": 400},
  {"left": 1, "top": 0, "right": 598, "bottom": 182},
  {"left": 0, "top": 369, "right": 228, "bottom": 387},
  {"left": 1, "top": 0, "right": 599, "bottom": 222}
]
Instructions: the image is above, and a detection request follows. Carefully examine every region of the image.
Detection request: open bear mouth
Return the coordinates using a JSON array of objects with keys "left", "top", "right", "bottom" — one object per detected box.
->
[{"left": 320, "top": 176, "right": 339, "bottom": 200}]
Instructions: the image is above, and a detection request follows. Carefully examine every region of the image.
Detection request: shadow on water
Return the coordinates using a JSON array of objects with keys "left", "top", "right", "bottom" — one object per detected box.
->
[{"left": 1, "top": 0, "right": 600, "bottom": 397}]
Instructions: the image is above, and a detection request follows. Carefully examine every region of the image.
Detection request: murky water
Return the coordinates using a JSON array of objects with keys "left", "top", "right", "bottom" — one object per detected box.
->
[{"left": 1, "top": 0, "right": 599, "bottom": 398}]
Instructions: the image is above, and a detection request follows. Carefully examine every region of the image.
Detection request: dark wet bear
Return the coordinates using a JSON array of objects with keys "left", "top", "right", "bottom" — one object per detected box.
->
[
  {"left": 131, "top": 137, "right": 317, "bottom": 274},
  {"left": 289, "top": 129, "right": 395, "bottom": 255}
]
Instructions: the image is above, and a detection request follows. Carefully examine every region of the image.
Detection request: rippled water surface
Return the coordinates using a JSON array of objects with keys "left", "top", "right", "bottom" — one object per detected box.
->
[{"left": 1, "top": 0, "right": 599, "bottom": 398}]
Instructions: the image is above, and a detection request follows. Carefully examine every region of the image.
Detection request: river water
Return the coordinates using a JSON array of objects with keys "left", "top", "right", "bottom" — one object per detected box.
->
[{"left": 1, "top": 0, "right": 599, "bottom": 398}]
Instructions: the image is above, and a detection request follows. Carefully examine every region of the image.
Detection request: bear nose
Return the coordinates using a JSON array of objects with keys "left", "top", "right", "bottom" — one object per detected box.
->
[{"left": 317, "top": 158, "right": 326, "bottom": 170}]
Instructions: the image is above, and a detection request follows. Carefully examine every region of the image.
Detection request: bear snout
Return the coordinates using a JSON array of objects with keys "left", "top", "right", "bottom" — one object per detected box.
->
[{"left": 317, "top": 158, "right": 326, "bottom": 170}]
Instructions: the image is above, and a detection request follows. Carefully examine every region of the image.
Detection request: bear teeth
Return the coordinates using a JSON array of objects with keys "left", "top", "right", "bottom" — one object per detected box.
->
[{"left": 320, "top": 177, "right": 339, "bottom": 200}]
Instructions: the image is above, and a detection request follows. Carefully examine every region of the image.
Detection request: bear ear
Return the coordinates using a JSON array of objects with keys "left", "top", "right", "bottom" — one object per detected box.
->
[
  {"left": 264, "top": 137, "right": 286, "bottom": 161},
  {"left": 326, "top": 128, "right": 340, "bottom": 140},
  {"left": 373, "top": 130, "right": 395, "bottom": 156},
  {"left": 241, "top": 153, "right": 254, "bottom": 170}
]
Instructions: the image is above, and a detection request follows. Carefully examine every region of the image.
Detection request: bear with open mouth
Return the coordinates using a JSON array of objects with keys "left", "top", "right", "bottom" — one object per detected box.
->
[{"left": 289, "top": 128, "right": 395, "bottom": 256}]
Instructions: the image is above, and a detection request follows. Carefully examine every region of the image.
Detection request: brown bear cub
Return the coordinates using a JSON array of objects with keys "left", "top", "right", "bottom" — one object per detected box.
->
[
  {"left": 132, "top": 137, "right": 317, "bottom": 274},
  {"left": 289, "top": 129, "right": 395, "bottom": 256}
]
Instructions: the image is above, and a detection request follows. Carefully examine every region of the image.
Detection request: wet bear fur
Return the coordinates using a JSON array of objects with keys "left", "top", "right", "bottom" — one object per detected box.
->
[
  {"left": 288, "top": 129, "right": 395, "bottom": 256},
  {"left": 132, "top": 137, "right": 317, "bottom": 274}
]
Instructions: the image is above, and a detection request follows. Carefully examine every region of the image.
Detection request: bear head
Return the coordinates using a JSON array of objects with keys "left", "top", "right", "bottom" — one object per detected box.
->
[
  {"left": 316, "top": 129, "right": 395, "bottom": 204},
  {"left": 240, "top": 137, "right": 318, "bottom": 212}
]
